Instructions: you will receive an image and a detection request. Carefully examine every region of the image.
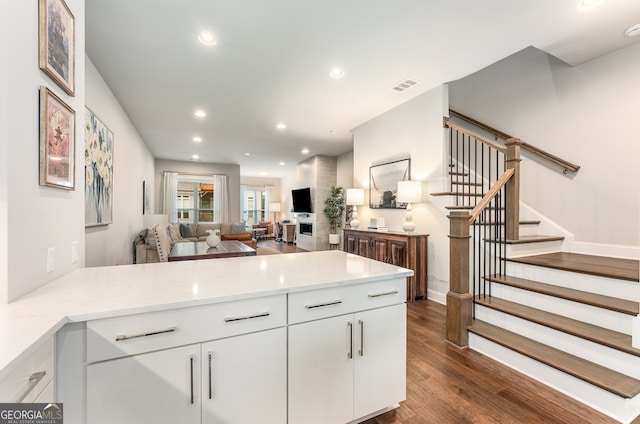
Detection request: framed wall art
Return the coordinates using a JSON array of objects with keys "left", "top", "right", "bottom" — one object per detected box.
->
[
  {"left": 85, "top": 107, "right": 114, "bottom": 226},
  {"left": 39, "top": 0, "right": 75, "bottom": 96},
  {"left": 39, "top": 86, "right": 76, "bottom": 190},
  {"left": 143, "top": 180, "right": 151, "bottom": 215},
  {"left": 369, "top": 158, "right": 411, "bottom": 209}
]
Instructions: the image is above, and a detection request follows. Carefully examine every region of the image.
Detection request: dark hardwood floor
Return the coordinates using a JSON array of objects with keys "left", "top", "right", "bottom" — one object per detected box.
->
[
  {"left": 364, "top": 300, "right": 640, "bottom": 424},
  {"left": 256, "top": 238, "right": 307, "bottom": 253}
]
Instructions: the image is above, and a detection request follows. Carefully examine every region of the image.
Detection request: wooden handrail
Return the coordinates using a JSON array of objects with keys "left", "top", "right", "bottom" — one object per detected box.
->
[
  {"left": 449, "top": 110, "right": 580, "bottom": 173},
  {"left": 443, "top": 117, "right": 506, "bottom": 154},
  {"left": 468, "top": 169, "right": 514, "bottom": 224}
]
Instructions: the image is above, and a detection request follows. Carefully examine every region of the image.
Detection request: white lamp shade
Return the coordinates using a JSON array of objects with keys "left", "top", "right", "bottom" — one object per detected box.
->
[
  {"left": 396, "top": 180, "right": 422, "bottom": 204},
  {"left": 346, "top": 188, "right": 365, "bottom": 206},
  {"left": 271, "top": 202, "right": 281, "bottom": 212}
]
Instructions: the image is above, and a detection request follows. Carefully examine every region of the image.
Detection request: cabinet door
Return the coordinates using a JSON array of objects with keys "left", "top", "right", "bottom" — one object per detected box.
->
[
  {"left": 201, "top": 328, "right": 286, "bottom": 424},
  {"left": 388, "top": 239, "right": 408, "bottom": 267},
  {"left": 371, "top": 237, "right": 389, "bottom": 262},
  {"left": 344, "top": 232, "right": 358, "bottom": 254},
  {"left": 288, "top": 315, "right": 354, "bottom": 424},
  {"left": 87, "top": 345, "right": 200, "bottom": 424},
  {"left": 356, "top": 235, "right": 371, "bottom": 257},
  {"left": 354, "top": 304, "right": 407, "bottom": 419}
]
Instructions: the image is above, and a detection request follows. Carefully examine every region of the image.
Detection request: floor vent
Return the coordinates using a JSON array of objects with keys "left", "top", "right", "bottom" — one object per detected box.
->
[{"left": 390, "top": 78, "right": 420, "bottom": 93}]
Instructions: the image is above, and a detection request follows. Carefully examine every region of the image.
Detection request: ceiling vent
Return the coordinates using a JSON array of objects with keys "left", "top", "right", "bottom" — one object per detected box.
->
[{"left": 390, "top": 78, "right": 420, "bottom": 93}]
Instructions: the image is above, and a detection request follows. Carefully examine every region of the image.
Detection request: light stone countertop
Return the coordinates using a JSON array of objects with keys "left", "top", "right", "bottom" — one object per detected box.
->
[{"left": 0, "top": 250, "right": 412, "bottom": 380}]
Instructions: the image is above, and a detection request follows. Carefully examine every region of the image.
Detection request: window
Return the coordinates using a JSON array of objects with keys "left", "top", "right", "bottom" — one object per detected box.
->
[
  {"left": 243, "top": 188, "right": 266, "bottom": 226},
  {"left": 176, "top": 180, "right": 215, "bottom": 223}
]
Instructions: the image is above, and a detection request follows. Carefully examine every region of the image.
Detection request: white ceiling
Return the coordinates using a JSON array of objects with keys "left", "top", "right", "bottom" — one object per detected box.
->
[{"left": 85, "top": 0, "right": 640, "bottom": 178}]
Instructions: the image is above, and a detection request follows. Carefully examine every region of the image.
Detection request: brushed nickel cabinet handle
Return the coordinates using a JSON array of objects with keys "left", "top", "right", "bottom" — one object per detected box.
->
[
  {"left": 189, "top": 355, "right": 194, "bottom": 405},
  {"left": 358, "top": 320, "right": 364, "bottom": 357},
  {"left": 15, "top": 371, "right": 47, "bottom": 403},
  {"left": 208, "top": 351, "right": 213, "bottom": 400},
  {"left": 115, "top": 326, "right": 176, "bottom": 341},
  {"left": 224, "top": 312, "right": 270, "bottom": 322},
  {"left": 305, "top": 300, "right": 342, "bottom": 309},
  {"left": 347, "top": 321, "right": 353, "bottom": 359},
  {"left": 368, "top": 290, "right": 399, "bottom": 298}
]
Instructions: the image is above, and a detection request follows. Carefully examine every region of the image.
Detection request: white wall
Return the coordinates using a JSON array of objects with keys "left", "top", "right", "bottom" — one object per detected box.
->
[
  {"left": 337, "top": 151, "right": 354, "bottom": 189},
  {"left": 1, "top": 0, "right": 86, "bottom": 302},
  {"left": 352, "top": 85, "right": 450, "bottom": 303},
  {"left": 449, "top": 45, "right": 640, "bottom": 248},
  {"left": 154, "top": 159, "right": 242, "bottom": 222},
  {"left": 84, "top": 58, "right": 156, "bottom": 267}
]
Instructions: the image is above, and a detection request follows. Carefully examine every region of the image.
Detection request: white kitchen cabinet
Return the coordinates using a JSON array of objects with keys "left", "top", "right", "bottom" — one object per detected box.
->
[
  {"left": 201, "top": 327, "right": 286, "bottom": 423},
  {"left": 0, "top": 336, "right": 55, "bottom": 403},
  {"left": 288, "top": 295, "right": 406, "bottom": 424},
  {"left": 87, "top": 344, "right": 201, "bottom": 424}
]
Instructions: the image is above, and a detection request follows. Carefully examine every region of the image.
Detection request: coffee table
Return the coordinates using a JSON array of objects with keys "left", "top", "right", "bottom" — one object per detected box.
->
[{"left": 168, "top": 240, "right": 256, "bottom": 262}]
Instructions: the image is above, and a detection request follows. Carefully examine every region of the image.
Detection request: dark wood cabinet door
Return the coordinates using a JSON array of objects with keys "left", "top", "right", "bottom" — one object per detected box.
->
[
  {"left": 388, "top": 240, "right": 408, "bottom": 267},
  {"left": 344, "top": 233, "right": 358, "bottom": 254},
  {"left": 356, "top": 236, "right": 371, "bottom": 258},
  {"left": 371, "top": 238, "right": 389, "bottom": 262}
]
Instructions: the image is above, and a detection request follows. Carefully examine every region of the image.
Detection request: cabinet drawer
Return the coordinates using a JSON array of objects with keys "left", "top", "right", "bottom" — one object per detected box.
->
[
  {"left": 0, "top": 337, "right": 54, "bottom": 403},
  {"left": 87, "top": 295, "right": 286, "bottom": 363},
  {"left": 288, "top": 278, "right": 406, "bottom": 324}
]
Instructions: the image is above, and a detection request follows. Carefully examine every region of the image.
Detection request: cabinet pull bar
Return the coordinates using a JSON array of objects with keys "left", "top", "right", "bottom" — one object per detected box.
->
[
  {"left": 208, "top": 351, "right": 213, "bottom": 400},
  {"left": 15, "top": 371, "right": 47, "bottom": 403},
  {"left": 224, "top": 312, "right": 270, "bottom": 322},
  {"left": 305, "top": 300, "right": 342, "bottom": 309},
  {"left": 189, "top": 355, "right": 194, "bottom": 405},
  {"left": 347, "top": 321, "right": 353, "bottom": 359},
  {"left": 368, "top": 290, "right": 398, "bottom": 298},
  {"left": 115, "top": 326, "right": 176, "bottom": 341},
  {"left": 358, "top": 320, "right": 364, "bottom": 357}
]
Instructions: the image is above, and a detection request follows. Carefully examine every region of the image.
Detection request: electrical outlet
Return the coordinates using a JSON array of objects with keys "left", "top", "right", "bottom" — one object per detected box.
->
[
  {"left": 71, "top": 241, "right": 78, "bottom": 264},
  {"left": 47, "top": 247, "right": 56, "bottom": 273}
]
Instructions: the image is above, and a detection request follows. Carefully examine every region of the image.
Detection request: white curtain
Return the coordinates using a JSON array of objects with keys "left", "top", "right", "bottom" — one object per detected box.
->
[
  {"left": 214, "top": 174, "right": 229, "bottom": 223},
  {"left": 161, "top": 171, "right": 178, "bottom": 223}
]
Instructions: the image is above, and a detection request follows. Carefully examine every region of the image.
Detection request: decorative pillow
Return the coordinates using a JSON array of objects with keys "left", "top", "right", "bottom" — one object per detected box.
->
[
  {"left": 145, "top": 228, "right": 158, "bottom": 249},
  {"left": 231, "top": 222, "right": 246, "bottom": 234},
  {"left": 222, "top": 232, "right": 251, "bottom": 241},
  {"left": 168, "top": 223, "right": 181, "bottom": 242},
  {"left": 180, "top": 223, "right": 194, "bottom": 238}
]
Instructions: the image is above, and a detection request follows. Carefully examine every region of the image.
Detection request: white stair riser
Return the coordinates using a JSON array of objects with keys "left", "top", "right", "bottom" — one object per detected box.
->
[
  {"left": 505, "top": 240, "right": 563, "bottom": 257},
  {"left": 475, "top": 306, "right": 640, "bottom": 378},
  {"left": 469, "top": 333, "right": 640, "bottom": 424},
  {"left": 506, "top": 262, "right": 640, "bottom": 301},
  {"left": 484, "top": 283, "right": 635, "bottom": 335}
]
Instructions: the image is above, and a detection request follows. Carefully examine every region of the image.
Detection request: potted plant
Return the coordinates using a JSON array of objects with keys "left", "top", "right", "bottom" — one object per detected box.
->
[{"left": 323, "top": 185, "right": 346, "bottom": 246}]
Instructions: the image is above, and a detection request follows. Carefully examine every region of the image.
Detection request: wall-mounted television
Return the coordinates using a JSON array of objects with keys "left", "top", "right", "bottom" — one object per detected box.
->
[{"left": 292, "top": 187, "right": 312, "bottom": 213}]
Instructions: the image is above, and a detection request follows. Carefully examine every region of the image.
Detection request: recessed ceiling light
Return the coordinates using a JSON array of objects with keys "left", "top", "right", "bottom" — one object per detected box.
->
[
  {"left": 193, "top": 136, "right": 202, "bottom": 143},
  {"left": 279, "top": 161, "right": 285, "bottom": 166},
  {"left": 578, "top": 0, "right": 602, "bottom": 9},
  {"left": 194, "top": 110, "right": 206, "bottom": 118},
  {"left": 191, "top": 154, "right": 200, "bottom": 161},
  {"left": 198, "top": 32, "right": 217, "bottom": 46},
  {"left": 301, "top": 148, "right": 309, "bottom": 154},
  {"left": 244, "top": 152, "right": 251, "bottom": 156},
  {"left": 624, "top": 23, "right": 640, "bottom": 37},
  {"left": 329, "top": 68, "right": 344, "bottom": 79},
  {"left": 276, "top": 123, "right": 286, "bottom": 129}
]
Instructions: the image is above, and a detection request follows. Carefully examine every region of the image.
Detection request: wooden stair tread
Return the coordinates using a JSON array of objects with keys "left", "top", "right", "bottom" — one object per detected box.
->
[
  {"left": 474, "top": 295, "right": 640, "bottom": 357},
  {"left": 468, "top": 319, "right": 640, "bottom": 398},
  {"left": 473, "top": 220, "right": 540, "bottom": 226},
  {"left": 449, "top": 172, "right": 469, "bottom": 176},
  {"left": 486, "top": 274, "right": 639, "bottom": 315},
  {"left": 508, "top": 252, "right": 640, "bottom": 282},
  {"left": 445, "top": 205, "right": 474, "bottom": 210},
  {"left": 484, "top": 235, "right": 564, "bottom": 244},
  {"left": 451, "top": 181, "right": 484, "bottom": 187}
]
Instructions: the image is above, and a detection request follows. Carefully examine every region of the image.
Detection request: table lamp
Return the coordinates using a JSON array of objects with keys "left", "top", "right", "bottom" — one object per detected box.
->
[
  {"left": 396, "top": 180, "right": 422, "bottom": 233},
  {"left": 346, "top": 188, "right": 365, "bottom": 229}
]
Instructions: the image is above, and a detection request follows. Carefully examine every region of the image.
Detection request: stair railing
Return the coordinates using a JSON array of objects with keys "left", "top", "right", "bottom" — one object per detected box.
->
[{"left": 445, "top": 122, "right": 522, "bottom": 347}]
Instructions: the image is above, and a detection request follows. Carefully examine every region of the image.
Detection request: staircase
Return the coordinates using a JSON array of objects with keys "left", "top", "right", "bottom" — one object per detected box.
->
[{"left": 439, "top": 113, "right": 640, "bottom": 423}]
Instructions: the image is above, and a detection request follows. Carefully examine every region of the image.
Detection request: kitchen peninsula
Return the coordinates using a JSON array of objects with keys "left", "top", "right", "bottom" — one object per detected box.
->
[{"left": 0, "top": 250, "right": 411, "bottom": 424}]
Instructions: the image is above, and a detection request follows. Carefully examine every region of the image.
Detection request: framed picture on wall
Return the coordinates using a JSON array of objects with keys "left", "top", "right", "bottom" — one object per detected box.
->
[
  {"left": 369, "top": 158, "right": 410, "bottom": 209},
  {"left": 143, "top": 180, "right": 150, "bottom": 215},
  {"left": 39, "top": 0, "right": 75, "bottom": 96},
  {"left": 85, "top": 107, "right": 114, "bottom": 226},
  {"left": 39, "top": 86, "right": 75, "bottom": 190}
]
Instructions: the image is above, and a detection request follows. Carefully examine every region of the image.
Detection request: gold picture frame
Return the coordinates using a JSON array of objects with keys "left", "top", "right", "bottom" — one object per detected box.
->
[
  {"left": 39, "top": 0, "right": 75, "bottom": 96},
  {"left": 39, "top": 86, "right": 76, "bottom": 190}
]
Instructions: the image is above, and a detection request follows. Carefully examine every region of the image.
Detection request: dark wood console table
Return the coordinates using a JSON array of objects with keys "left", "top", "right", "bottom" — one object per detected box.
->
[{"left": 343, "top": 228, "right": 428, "bottom": 302}]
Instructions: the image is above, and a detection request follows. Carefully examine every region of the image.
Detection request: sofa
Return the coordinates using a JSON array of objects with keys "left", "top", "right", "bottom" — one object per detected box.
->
[{"left": 135, "top": 222, "right": 257, "bottom": 264}]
